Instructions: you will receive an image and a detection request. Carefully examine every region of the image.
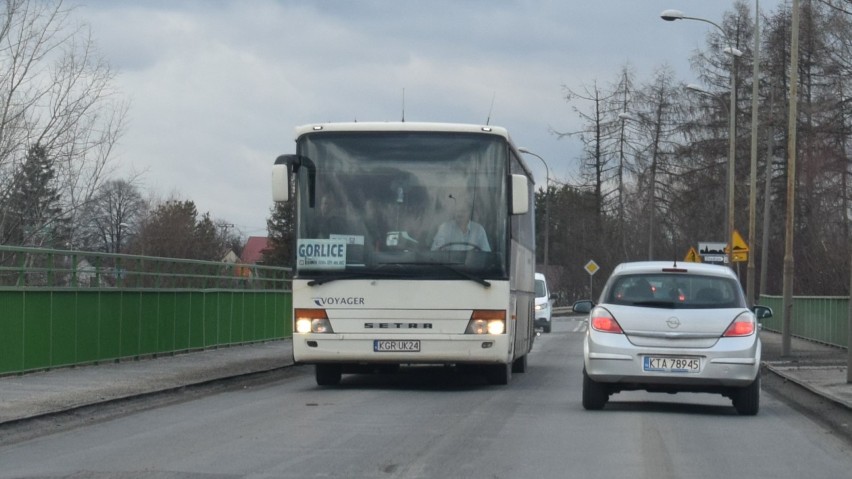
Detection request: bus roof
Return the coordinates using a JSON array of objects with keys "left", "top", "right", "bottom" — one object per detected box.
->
[{"left": 293, "top": 122, "right": 511, "bottom": 140}]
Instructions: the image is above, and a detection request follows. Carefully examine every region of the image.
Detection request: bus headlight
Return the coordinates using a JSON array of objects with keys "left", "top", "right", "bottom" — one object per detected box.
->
[
  {"left": 294, "top": 309, "right": 334, "bottom": 334},
  {"left": 465, "top": 310, "right": 506, "bottom": 335}
]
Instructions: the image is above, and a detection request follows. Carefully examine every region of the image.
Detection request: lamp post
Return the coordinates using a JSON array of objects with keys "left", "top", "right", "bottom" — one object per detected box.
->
[
  {"left": 662, "top": 9, "right": 741, "bottom": 268},
  {"left": 518, "top": 148, "right": 551, "bottom": 276}
]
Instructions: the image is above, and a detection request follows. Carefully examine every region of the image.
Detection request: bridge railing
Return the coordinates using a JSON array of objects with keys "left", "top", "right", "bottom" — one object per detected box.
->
[
  {"left": 0, "top": 245, "right": 292, "bottom": 375},
  {"left": 558, "top": 296, "right": 848, "bottom": 350},
  {"left": 758, "top": 295, "right": 848, "bottom": 349}
]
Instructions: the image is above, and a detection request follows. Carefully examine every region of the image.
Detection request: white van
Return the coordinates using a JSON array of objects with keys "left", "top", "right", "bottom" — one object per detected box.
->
[{"left": 534, "top": 272, "right": 555, "bottom": 333}]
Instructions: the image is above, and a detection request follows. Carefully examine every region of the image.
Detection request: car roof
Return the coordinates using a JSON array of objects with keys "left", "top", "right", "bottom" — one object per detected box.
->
[
  {"left": 535, "top": 272, "right": 545, "bottom": 280},
  {"left": 610, "top": 261, "right": 737, "bottom": 280}
]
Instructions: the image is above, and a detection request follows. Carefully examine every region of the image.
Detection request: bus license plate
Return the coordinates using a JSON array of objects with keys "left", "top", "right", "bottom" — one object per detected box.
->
[
  {"left": 374, "top": 340, "right": 420, "bottom": 352},
  {"left": 643, "top": 356, "right": 700, "bottom": 373}
]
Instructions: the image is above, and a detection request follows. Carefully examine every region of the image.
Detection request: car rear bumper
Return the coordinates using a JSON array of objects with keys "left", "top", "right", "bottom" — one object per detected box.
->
[{"left": 584, "top": 334, "right": 761, "bottom": 388}]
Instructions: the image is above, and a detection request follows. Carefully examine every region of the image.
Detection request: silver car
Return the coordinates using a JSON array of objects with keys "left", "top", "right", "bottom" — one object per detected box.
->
[{"left": 572, "top": 261, "right": 772, "bottom": 415}]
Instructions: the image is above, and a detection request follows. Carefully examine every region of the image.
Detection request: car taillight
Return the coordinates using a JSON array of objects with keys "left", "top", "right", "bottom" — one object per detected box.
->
[
  {"left": 590, "top": 307, "right": 623, "bottom": 334},
  {"left": 723, "top": 312, "right": 756, "bottom": 337}
]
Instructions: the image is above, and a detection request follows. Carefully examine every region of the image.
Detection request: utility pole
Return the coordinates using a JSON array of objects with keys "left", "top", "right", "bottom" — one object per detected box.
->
[
  {"left": 781, "top": 0, "right": 800, "bottom": 357},
  {"left": 746, "top": 0, "right": 760, "bottom": 307}
]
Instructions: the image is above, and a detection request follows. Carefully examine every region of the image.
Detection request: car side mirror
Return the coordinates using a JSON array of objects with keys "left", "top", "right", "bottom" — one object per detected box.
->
[
  {"left": 572, "top": 300, "right": 593, "bottom": 314},
  {"left": 752, "top": 305, "right": 773, "bottom": 319}
]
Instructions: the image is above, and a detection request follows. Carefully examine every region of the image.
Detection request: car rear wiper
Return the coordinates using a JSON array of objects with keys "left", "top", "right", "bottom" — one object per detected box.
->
[{"left": 632, "top": 300, "right": 676, "bottom": 308}]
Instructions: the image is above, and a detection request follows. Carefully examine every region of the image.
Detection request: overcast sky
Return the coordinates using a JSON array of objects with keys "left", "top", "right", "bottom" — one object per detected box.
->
[{"left": 72, "top": 0, "right": 786, "bottom": 238}]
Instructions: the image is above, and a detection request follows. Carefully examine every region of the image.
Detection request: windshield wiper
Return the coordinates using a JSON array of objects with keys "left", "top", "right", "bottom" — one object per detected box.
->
[
  {"left": 306, "top": 269, "right": 408, "bottom": 286},
  {"left": 437, "top": 264, "right": 491, "bottom": 288},
  {"left": 377, "top": 262, "right": 491, "bottom": 288},
  {"left": 307, "top": 263, "right": 491, "bottom": 288}
]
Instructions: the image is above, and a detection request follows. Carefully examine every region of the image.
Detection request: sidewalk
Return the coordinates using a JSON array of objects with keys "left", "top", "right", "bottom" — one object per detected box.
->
[
  {"left": 0, "top": 332, "right": 849, "bottom": 427},
  {"left": 0, "top": 340, "right": 294, "bottom": 425},
  {"left": 760, "top": 330, "right": 852, "bottom": 410}
]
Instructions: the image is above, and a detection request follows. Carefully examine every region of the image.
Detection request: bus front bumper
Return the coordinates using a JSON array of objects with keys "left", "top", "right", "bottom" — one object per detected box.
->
[{"left": 293, "top": 334, "right": 512, "bottom": 365}]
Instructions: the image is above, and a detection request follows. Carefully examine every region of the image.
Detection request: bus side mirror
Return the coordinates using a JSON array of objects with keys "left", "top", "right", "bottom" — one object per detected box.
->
[
  {"left": 272, "top": 154, "right": 317, "bottom": 205},
  {"left": 272, "top": 160, "right": 290, "bottom": 202},
  {"left": 511, "top": 174, "right": 529, "bottom": 215}
]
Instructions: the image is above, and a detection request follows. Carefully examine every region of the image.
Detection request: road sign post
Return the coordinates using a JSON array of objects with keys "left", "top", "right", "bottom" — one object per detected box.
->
[{"left": 585, "top": 260, "right": 599, "bottom": 299}]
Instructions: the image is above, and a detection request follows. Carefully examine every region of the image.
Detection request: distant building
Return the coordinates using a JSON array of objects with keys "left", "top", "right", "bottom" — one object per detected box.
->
[
  {"left": 221, "top": 250, "right": 240, "bottom": 264},
  {"left": 240, "top": 236, "right": 270, "bottom": 264}
]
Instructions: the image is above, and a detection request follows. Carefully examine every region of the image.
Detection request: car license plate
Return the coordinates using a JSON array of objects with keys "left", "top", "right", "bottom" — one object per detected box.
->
[
  {"left": 374, "top": 340, "right": 420, "bottom": 352},
  {"left": 643, "top": 356, "right": 700, "bottom": 373}
]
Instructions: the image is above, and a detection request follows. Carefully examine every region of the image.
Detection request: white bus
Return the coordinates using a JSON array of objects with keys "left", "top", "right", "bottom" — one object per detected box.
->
[{"left": 272, "top": 122, "right": 536, "bottom": 385}]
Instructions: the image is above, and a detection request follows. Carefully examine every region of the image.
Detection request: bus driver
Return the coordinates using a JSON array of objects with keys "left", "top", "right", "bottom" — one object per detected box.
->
[{"left": 431, "top": 201, "right": 491, "bottom": 251}]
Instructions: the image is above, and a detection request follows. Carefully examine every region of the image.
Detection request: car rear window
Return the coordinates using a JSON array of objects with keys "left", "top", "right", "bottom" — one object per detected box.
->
[{"left": 606, "top": 273, "right": 743, "bottom": 308}]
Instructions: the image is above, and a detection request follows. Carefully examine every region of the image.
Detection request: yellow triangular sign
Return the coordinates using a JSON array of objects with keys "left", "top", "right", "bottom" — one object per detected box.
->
[
  {"left": 731, "top": 229, "right": 749, "bottom": 252},
  {"left": 685, "top": 247, "right": 701, "bottom": 263}
]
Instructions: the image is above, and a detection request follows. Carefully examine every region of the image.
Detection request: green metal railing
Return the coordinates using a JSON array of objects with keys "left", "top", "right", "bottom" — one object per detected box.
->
[
  {"left": 758, "top": 295, "right": 848, "bottom": 349},
  {"left": 0, "top": 245, "right": 292, "bottom": 375}
]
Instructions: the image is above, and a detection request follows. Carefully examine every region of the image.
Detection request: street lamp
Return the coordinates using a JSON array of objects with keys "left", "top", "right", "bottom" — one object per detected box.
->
[
  {"left": 518, "top": 147, "right": 551, "bottom": 276},
  {"left": 663, "top": 9, "right": 741, "bottom": 267}
]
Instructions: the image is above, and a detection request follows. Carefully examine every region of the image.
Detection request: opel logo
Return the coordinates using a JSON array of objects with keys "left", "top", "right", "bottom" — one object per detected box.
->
[{"left": 666, "top": 317, "right": 681, "bottom": 329}]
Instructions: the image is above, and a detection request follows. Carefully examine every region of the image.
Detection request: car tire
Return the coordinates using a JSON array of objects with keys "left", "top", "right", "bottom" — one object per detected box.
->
[
  {"left": 544, "top": 324, "right": 552, "bottom": 333},
  {"left": 485, "top": 363, "right": 512, "bottom": 385},
  {"left": 315, "top": 364, "right": 342, "bottom": 386},
  {"left": 732, "top": 374, "right": 760, "bottom": 416},
  {"left": 582, "top": 368, "right": 609, "bottom": 410}
]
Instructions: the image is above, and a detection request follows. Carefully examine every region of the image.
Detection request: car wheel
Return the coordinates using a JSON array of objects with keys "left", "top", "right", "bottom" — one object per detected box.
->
[
  {"left": 732, "top": 374, "right": 760, "bottom": 416},
  {"left": 511, "top": 354, "right": 527, "bottom": 373},
  {"left": 544, "top": 324, "right": 552, "bottom": 333},
  {"left": 485, "top": 363, "right": 512, "bottom": 385},
  {"left": 582, "top": 368, "right": 609, "bottom": 410},
  {"left": 315, "top": 364, "right": 342, "bottom": 386}
]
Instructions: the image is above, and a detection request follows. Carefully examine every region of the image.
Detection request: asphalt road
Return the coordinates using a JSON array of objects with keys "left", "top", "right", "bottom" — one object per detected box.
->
[{"left": 1, "top": 316, "right": 851, "bottom": 479}]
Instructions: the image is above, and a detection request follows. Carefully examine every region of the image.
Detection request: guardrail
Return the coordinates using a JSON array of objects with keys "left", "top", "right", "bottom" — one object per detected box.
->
[
  {"left": 0, "top": 245, "right": 293, "bottom": 375},
  {"left": 758, "top": 295, "right": 848, "bottom": 349},
  {"left": 556, "top": 297, "right": 848, "bottom": 349}
]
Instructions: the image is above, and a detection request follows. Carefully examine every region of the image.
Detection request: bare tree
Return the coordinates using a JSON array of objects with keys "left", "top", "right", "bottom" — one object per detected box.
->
[
  {"left": 0, "top": 0, "right": 127, "bottom": 247},
  {"left": 77, "top": 178, "right": 145, "bottom": 252}
]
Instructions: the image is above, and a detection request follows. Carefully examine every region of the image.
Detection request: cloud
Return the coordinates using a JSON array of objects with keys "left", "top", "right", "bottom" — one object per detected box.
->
[{"left": 74, "top": 0, "right": 783, "bottom": 236}]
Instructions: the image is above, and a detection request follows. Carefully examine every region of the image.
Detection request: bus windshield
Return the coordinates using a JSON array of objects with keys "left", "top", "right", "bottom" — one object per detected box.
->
[{"left": 294, "top": 131, "right": 509, "bottom": 280}]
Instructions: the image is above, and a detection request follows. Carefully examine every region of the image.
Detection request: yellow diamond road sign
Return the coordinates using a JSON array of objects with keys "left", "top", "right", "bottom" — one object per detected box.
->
[{"left": 585, "top": 260, "right": 600, "bottom": 276}]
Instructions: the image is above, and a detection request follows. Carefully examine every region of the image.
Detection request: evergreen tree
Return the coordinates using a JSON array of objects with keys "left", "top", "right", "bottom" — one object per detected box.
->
[
  {"left": 2, "top": 144, "right": 69, "bottom": 247},
  {"left": 264, "top": 201, "right": 295, "bottom": 267},
  {"left": 130, "top": 200, "right": 223, "bottom": 260}
]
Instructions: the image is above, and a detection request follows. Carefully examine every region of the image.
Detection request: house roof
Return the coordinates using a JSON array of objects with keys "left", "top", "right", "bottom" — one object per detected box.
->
[{"left": 240, "top": 236, "right": 270, "bottom": 264}]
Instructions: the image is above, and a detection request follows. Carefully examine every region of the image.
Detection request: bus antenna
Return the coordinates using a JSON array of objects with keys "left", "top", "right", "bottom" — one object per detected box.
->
[{"left": 485, "top": 92, "right": 496, "bottom": 125}]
